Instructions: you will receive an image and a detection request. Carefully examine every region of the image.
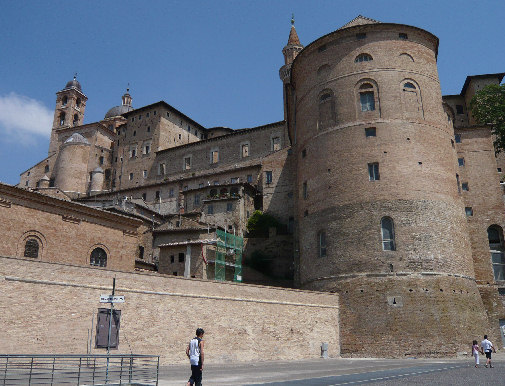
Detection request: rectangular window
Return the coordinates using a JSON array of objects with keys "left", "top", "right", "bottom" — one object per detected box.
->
[
  {"left": 242, "top": 144, "right": 249, "bottom": 157},
  {"left": 199, "top": 183, "right": 204, "bottom": 188},
  {"left": 214, "top": 181, "right": 220, "bottom": 186},
  {"left": 184, "top": 157, "right": 191, "bottom": 170},
  {"left": 498, "top": 168, "right": 502, "bottom": 173},
  {"left": 399, "top": 33, "right": 408, "bottom": 40},
  {"left": 178, "top": 252, "right": 185, "bottom": 263},
  {"left": 208, "top": 204, "right": 214, "bottom": 214},
  {"left": 455, "top": 134, "right": 461, "bottom": 143},
  {"left": 183, "top": 185, "right": 188, "bottom": 191},
  {"left": 368, "top": 163, "right": 380, "bottom": 181},
  {"left": 170, "top": 255, "right": 174, "bottom": 263},
  {"left": 356, "top": 33, "right": 366, "bottom": 40},
  {"left": 169, "top": 188, "right": 174, "bottom": 197},
  {"left": 211, "top": 150, "right": 219, "bottom": 164},
  {"left": 194, "top": 194, "right": 200, "bottom": 205},
  {"left": 99, "top": 156, "right": 104, "bottom": 165},
  {"left": 462, "top": 182, "right": 469, "bottom": 191},
  {"left": 360, "top": 92, "right": 375, "bottom": 111},
  {"left": 226, "top": 202, "right": 233, "bottom": 212},
  {"left": 492, "top": 253, "right": 505, "bottom": 281},
  {"left": 158, "top": 163, "right": 166, "bottom": 175},
  {"left": 456, "top": 105, "right": 464, "bottom": 114},
  {"left": 247, "top": 175, "right": 253, "bottom": 183},
  {"left": 129, "top": 173, "right": 133, "bottom": 180},
  {"left": 130, "top": 147, "right": 137, "bottom": 158},
  {"left": 155, "top": 190, "right": 160, "bottom": 199},
  {"left": 302, "top": 149, "right": 307, "bottom": 158},
  {"left": 465, "top": 207, "right": 473, "bottom": 216},
  {"left": 142, "top": 193, "right": 146, "bottom": 201},
  {"left": 144, "top": 144, "right": 150, "bottom": 154},
  {"left": 365, "top": 127, "right": 376, "bottom": 137},
  {"left": 231, "top": 177, "right": 239, "bottom": 184},
  {"left": 272, "top": 137, "right": 281, "bottom": 151},
  {"left": 319, "top": 231, "right": 327, "bottom": 257},
  {"left": 303, "top": 181, "right": 308, "bottom": 199},
  {"left": 146, "top": 112, "right": 150, "bottom": 118},
  {"left": 458, "top": 158, "right": 465, "bottom": 166},
  {"left": 266, "top": 171, "right": 273, "bottom": 184},
  {"left": 143, "top": 170, "right": 147, "bottom": 178}
]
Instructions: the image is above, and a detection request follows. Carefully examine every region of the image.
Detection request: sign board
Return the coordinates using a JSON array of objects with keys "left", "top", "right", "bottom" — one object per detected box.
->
[
  {"left": 100, "top": 295, "right": 125, "bottom": 303},
  {"left": 95, "top": 308, "right": 121, "bottom": 349}
]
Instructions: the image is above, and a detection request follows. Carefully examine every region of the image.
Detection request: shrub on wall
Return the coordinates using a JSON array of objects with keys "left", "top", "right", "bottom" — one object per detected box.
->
[{"left": 246, "top": 210, "right": 282, "bottom": 237}]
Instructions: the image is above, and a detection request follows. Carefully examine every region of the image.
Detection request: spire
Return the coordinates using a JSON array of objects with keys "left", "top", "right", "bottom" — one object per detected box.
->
[
  {"left": 122, "top": 85, "right": 132, "bottom": 107},
  {"left": 287, "top": 14, "right": 301, "bottom": 46}
]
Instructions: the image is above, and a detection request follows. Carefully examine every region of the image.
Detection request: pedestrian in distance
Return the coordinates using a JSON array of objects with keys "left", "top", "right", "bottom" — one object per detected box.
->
[
  {"left": 472, "top": 340, "right": 480, "bottom": 367},
  {"left": 480, "top": 335, "right": 496, "bottom": 368},
  {"left": 186, "top": 328, "right": 205, "bottom": 386}
]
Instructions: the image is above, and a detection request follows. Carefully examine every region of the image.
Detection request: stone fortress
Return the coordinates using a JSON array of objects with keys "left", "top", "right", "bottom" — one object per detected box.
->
[{"left": 9, "top": 15, "right": 505, "bottom": 356}]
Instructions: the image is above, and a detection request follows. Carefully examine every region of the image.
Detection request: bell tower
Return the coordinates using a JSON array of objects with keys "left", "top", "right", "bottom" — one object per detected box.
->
[{"left": 48, "top": 76, "right": 88, "bottom": 156}]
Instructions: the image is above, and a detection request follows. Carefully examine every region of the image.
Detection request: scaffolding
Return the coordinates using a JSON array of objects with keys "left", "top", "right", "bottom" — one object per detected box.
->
[{"left": 213, "top": 229, "right": 243, "bottom": 282}]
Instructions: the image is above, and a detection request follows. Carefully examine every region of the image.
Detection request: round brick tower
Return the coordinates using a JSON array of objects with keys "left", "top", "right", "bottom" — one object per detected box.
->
[{"left": 284, "top": 17, "right": 490, "bottom": 357}]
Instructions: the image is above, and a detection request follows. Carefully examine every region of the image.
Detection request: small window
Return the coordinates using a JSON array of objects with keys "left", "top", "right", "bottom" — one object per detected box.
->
[
  {"left": 465, "top": 207, "right": 473, "bottom": 216},
  {"left": 456, "top": 105, "right": 464, "bottom": 114},
  {"left": 247, "top": 175, "right": 253, "bottom": 184},
  {"left": 211, "top": 150, "right": 219, "bottom": 164},
  {"left": 458, "top": 158, "right": 465, "bottom": 167},
  {"left": 194, "top": 194, "right": 200, "bottom": 205},
  {"left": 199, "top": 183, "right": 204, "bottom": 188},
  {"left": 318, "top": 231, "right": 327, "bottom": 258},
  {"left": 167, "top": 112, "right": 170, "bottom": 117},
  {"left": 302, "top": 149, "right": 307, "bottom": 157},
  {"left": 266, "top": 171, "right": 273, "bottom": 184},
  {"left": 355, "top": 53, "right": 373, "bottom": 63},
  {"left": 143, "top": 170, "right": 147, "bottom": 178},
  {"left": 462, "top": 182, "right": 469, "bottom": 191},
  {"left": 303, "top": 181, "right": 308, "bottom": 199},
  {"left": 59, "top": 112, "right": 66, "bottom": 126},
  {"left": 403, "top": 82, "right": 416, "bottom": 90},
  {"left": 272, "top": 137, "right": 281, "bottom": 151},
  {"left": 184, "top": 157, "right": 191, "bottom": 170},
  {"left": 133, "top": 130, "right": 136, "bottom": 136},
  {"left": 173, "top": 272, "right": 178, "bottom": 276},
  {"left": 318, "top": 44, "right": 327, "bottom": 52},
  {"left": 129, "top": 173, "right": 133, "bottom": 180},
  {"left": 365, "top": 128, "right": 376, "bottom": 137},
  {"left": 99, "top": 156, "right": 104, "bottom": 165},
  {"left": 381, "top": 217, "right": 396, "bottom": 251},
  {"left": 399, "top": 33, "right": 408, "bottom": 40},
  {"left": 356, "top": 33, "right": 366, "bottom": 40},
  {"left": 231, "top": 177, "right": 239, "bottom": 184},
  {"left": 498, "top": 168, "right": 502, "bottom": 173},
  {"left": 158, "top": 163, "right": 166, "bottom": 175},
  {"left": 24, "top": 239, "right": 39, "bottom": 258},
  {"left": 455, "top": 134, "right": 461, "bottom": 143},
  {"left": 61, "top": 96, "right": 68, "bottom": 106},
  {"left": 242, "top": 144, "right": 249, "bottom": 158},
  {"left": 90, "top": 247, "right": 107, "bottom": 267},
  {"left": 153, "top": 111, "right": 156, "bottom": 115},
  {"left": 210, "top": 188, "right": 217, "bottom": 197},
  {"left": 146, "top": 112, "right": 150, "bottom": 118},
  {"left": 208, "top": 204, "right": 214, "bottom": 214},
  {"left": 214, "top": 181, "right": 220, "bottom": 186},
  {"left": 138, "top": 115, "right": 142, "bottom": 120},
  {"left": 169, "top": 188, "right": 174, "bottom": 197},
  {"left": 359, "top": 85, "right": 375, "bottom": 111},
  {"left": 142, "top": 193, "right": 146, "bottom": 201},
  {"left": 170, "top": 255, "right": 174, "bottom": 263},
  {"left": 456, "top": 173, "right": 461, "bottom": 193},
  {"left": 144, "top": 145, "right": 150, "bottom": 154},
  {"left": 44, "top": 165, "right": 49, "bottom": 173},
  {"left": 183, "top": 185, "right": 188, "bottom": 191},
  {"left": 226, "top": 202, "right": 233, "bottom": 212},
  {"left": 73, "top": 114, "right": 78, "bottom": 126},
  {"left": 178, "top": 252, "right": 185, "bottom": 263},
  {"left": 368, "top": 163, "right": 380, "bottom": 181},
  {"left": 76, "top": 98, "right": 81, "bottom": 107},
  {"left": 131, "top": 117, "right": 134, "bottom": 122},
  {"left": 155, "top": 190, "right": 160, "bottom": 199}
]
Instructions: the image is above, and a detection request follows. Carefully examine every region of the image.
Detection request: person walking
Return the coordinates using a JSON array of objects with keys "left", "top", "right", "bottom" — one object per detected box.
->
[
  {"left": 472, "top": 340, "right": 480, "bottom": 367},
  {"left": 480, "top": 335, "right": 496, "bottom": 368},
  {"left": 186, "top": 328, "right": 205, "bottom": 386}
]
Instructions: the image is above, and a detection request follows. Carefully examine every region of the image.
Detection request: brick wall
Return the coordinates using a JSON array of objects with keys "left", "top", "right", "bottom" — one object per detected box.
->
[{"left": 0, "top": 256, "right": 339, "bottom": 365}]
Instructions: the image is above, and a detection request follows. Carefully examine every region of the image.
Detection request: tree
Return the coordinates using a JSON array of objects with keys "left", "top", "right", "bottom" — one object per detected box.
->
[
  {"left": 470, "top": 84, "right": 505, "bottom": 153},
  {"left": 246, "top": 210, "right": 282, "bottom": 237}
]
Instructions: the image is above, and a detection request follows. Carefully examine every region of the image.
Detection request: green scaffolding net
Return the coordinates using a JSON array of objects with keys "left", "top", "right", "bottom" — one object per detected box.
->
[{"left": 214, "top": 229, "right": 243, "bottom": 282}]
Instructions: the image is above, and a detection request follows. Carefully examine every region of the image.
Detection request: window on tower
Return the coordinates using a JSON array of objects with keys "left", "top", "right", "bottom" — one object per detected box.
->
[
  {"left": 59, "top": 112, "right": 66, "bottom": 126},
  {"left": 62, "top": 96, "right": 68, "bottom": 106},
  {"left": 73, "top": 114, "right": 78, "bottom": 126},
  {"left": 359, "top": 83, "right": 376, "bottom": 111}
]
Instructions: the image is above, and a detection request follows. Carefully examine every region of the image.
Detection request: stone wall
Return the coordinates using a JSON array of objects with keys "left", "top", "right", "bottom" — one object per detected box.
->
[{"left": 0, "top": 256, "right": 340, "bottom": 365}]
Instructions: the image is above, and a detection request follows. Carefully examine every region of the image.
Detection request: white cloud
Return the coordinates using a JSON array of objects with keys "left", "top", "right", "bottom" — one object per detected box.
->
[{"left": 0, "top": 93, "right": 53, "bottom": 143}]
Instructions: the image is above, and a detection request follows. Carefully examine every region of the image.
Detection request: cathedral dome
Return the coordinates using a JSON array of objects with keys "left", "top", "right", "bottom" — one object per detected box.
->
[
  {"left": 104, "top": 104, "right": 133, "bottom": 119},
  {"left": 64, "top": 133, "right": 89, "bottom": 144},
  {"left": 64, "top": 77, "right": 82, "bottom": 92}
]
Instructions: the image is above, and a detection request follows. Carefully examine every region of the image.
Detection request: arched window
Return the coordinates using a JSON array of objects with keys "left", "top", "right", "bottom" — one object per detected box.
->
[
  {"left": 209, "top": 189, "right": 217, "bottom": 197},
  {"left": 400, "top": 53, "right": 414, "bottom": 62},
  {"left": 318, "top": 89, "right": 336, "bottom": 129},
  {"left": 62, "top": 96, "right": 68, "bottom": 106},
  {"left": 488, "top": 225, "right": 505, "bottom": 281},
  {"left": 381, "top": 217, "right": 396, "bottom": 251},
  {"left": 317, "top": 64, "right": 330, "bottom": 77},
  {"left": 401, "top": 80, "right": 423, "bottom": 118},
  {"left": 76, "top": 98, "right": 81, "bottom": 107},
  {"left": 90, "top": 247, "right": 107, "bottom": 267},
  {"left": 59, "top": 112, "right": 66, "bottom": 126},
  {"left": 318, "top": 231, "right": 327, "bottom": 258},
  {"left": 220, "top": 188, "right": 228, "bottom": 196},
  {"left": 359, "top": 83, "right": 375, "bottom": 111},
  {"left": 24, "top": 239, "right": 39, "bottom": 258},
  {"left": 73, "top": 114, "right": 79, "bottom": 126},
  {"left": 355, "top": 53, "right": 373, "bottom": 63}
]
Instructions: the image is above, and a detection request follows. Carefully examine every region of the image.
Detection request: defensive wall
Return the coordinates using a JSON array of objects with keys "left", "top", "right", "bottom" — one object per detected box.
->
[{"left": 0, "top": 256, "right": 339, "bottom": 365}]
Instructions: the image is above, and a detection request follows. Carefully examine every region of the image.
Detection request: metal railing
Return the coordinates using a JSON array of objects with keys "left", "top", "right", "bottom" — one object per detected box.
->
[{"left": 0, "top": 354, "right": 159, "bottom": 385}]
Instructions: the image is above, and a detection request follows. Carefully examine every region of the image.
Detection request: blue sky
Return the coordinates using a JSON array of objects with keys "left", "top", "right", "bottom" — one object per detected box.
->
[{"left": 0, "top": 0, "right": 504, "bottom": 185}]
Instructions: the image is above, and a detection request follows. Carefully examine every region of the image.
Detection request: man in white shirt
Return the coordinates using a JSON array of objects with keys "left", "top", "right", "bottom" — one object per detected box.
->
[
  {"left": 480, "top": 334, "right": 496, "bottom": 368},
  {"left": 186, "top": 328, "right": 205, "bottom": 386}
]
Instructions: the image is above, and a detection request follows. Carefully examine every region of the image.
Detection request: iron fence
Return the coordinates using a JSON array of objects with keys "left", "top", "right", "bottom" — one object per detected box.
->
[{"left": 0, "top": 354, "right": 159, "bottom": 385}]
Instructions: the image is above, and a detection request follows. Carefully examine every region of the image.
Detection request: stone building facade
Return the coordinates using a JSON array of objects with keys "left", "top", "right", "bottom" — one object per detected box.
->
[{"left": 15, "top": 15, "right": 505, "bottom": 356}]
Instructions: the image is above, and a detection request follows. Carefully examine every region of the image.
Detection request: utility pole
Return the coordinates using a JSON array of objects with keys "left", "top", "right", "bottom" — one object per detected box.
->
[{"left": 105, "top": 277, "right": 115, "bottom": 383}]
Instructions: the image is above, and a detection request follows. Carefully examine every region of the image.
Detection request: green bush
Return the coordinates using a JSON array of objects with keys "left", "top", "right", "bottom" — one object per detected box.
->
[{"left": 246, "top": 210, "right": 281, "bottom": 237}]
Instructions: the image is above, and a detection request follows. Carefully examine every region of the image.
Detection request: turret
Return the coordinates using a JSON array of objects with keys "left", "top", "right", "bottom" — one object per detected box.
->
[{"left": 279, "top": 15, "right": 303, "bottom": 85}]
